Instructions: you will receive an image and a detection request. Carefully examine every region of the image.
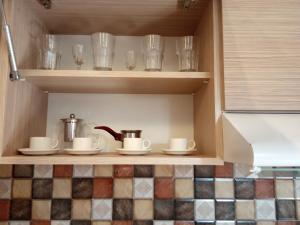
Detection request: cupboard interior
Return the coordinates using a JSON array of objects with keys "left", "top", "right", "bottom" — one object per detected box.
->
[{"left": 0, "top": 0, "right": 223, "bottom": 164}]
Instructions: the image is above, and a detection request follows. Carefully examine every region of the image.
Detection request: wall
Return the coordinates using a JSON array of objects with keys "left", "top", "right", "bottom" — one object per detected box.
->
[{"left": 0, "top": 163, "right": 300, "bottom": 224}]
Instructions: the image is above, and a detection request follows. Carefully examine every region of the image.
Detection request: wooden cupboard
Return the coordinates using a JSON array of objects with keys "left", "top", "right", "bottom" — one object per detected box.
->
[
  {"left": 0, "top": 0, "right": 224, "bottom": 164},
  {"left": 222, "top": 0, "right": 300, "bottom": 111}
]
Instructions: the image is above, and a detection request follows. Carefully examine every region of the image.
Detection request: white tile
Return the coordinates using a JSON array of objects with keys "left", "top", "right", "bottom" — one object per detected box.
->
[
  {"left": 216, "top": 222, "right": 235, "bottom": 225},
  {"left": 73, "top": 165, "right": 93, "bottom": 177},
  {"left": 255, "top": 199, "right": 276, "bottom": 220},
  {"left": 92, "top": 199, "right": 112, "bottom": 220},
  {"left": 294, "top": 179, "right": 300, "bottom": 199},
  {"left": 234, "top": 163, "right": 252, "bottom": 178},
  {"left": 195, "top": 199, "right": 215, "bottom": 220},
  {"left": 134, "top": 178, "right": 154, "bottom": 199},
  {"left": 34, "top": 165, "right": 53, "bottom": 178},
  {"left": 0, "top": 179, "right": 11, "bottom": 199},
  {"left": 174, "top": 165, "right": 193, "bottom": 178},
  {"left": 154, "top": 221, "right": 174, "bottom": 225},
  {"left": 51, "top": 221, "right": 71, "bottom": 225}
]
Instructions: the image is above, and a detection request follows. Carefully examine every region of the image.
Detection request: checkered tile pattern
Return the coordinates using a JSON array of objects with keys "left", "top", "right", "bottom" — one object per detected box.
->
[{"left": 0, "top": 163, "right": 300, "bottom": 224}]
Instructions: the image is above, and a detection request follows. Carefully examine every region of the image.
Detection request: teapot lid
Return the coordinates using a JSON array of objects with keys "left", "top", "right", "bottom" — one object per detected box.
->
[{"left": 61, "top": 113, "right": 82, "bottom": 123}]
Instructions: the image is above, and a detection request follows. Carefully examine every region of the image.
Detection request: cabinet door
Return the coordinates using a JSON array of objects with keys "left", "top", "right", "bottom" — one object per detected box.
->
[{"left": 222, "top": 0, "right": 300, "bottom": 111}]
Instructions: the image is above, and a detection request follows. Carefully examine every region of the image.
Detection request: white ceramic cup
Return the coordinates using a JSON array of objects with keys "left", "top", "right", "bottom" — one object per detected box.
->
[
  {"left": 30, "top": 137, "right": 58, "bottom": 150},
  {"left": 123, "top": 138, "right": 151, "bottom": 150},
  {"left": 73, "top": 137, "right": 101, "bottom": 150},
  {"left": 169, "top": 138, "right": 196, "bottom": 151}
]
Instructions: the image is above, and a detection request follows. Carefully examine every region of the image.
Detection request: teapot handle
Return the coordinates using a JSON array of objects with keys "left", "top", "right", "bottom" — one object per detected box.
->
[{"left": 94, "top": 126, "right": 123, "bottom": 141}]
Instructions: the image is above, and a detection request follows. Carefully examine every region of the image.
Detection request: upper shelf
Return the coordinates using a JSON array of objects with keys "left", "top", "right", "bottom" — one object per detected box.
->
[
  {"left": 27, "top": 0, "right": 209, "bottom": 35},
  {"left": 21, "top": 70, "right": 210, "bottom": 94}
]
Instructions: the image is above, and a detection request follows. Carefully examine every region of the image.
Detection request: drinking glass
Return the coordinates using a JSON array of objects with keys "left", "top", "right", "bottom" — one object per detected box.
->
[
  {"left": 143, "top": 34, "right": 164, "bottom": 71},
  {"left": 38, "top": 34, "right": 59, "bottom": 70},
  {"left": 126, "top": 50, "right": 136, "bottom": 70},
  {"left": 72, "top": 44, "right": 85, "bottom": 70},
  {"left": 176, "top": 36, "right": 198, "bottom": 71}
]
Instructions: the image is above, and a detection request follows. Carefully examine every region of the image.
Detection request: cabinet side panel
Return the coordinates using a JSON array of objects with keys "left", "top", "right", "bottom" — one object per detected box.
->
[
  {"left": 223, "top": 0, "right": 300, "bottom": 111},
  {"left": 2, "top": 0, "right": 48, "bottom": 155}
]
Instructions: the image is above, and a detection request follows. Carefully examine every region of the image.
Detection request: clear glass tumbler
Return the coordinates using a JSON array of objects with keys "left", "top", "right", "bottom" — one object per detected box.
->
[
  {"left": 38, "top": 34, "right": 59, "bottom": 70},
  {"left": 176, "top": 36, "right": 198, "bottom": 72},
  {"left": 143, "top": 34, "right": 164, "bottom": 71},
  {"left": 91, "top": 32, "right": 115, "bottom": 70}
]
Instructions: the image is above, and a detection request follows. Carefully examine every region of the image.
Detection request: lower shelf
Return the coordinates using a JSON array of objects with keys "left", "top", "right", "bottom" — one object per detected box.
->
[{"left": 0, "top": 152, "right": 223, "bottom": 165}]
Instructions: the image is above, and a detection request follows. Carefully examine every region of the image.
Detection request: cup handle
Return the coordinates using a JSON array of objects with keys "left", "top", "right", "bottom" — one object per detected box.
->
[
  {"left": 51, "top": 139, "right": 59, "bottom": 149},
  {"left": 142, "top": 139, "right": 151, "bottom": 150},
  {"left": 187, "top": 140, "right": 196, "bottom": 151}
]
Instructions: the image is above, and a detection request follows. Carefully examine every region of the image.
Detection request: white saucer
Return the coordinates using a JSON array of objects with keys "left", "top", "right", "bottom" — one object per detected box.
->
[
  {"left": 64, "top": 148, "right": 103, "bottom": 155},
  {"left": 162, "top": 149, "right": 197, "bottom": 155},
  {"left": 18, "top": 148, "right": 60, "bottom": 155},
  {"left": 116, "top": 148, "right": 152, "bottom": 155}
]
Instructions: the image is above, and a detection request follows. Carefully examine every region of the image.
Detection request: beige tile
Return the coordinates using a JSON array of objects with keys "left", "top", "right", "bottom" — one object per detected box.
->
[
  {"left": 296, "top": 200, "right": 300, "bottom": 219},
  {"left": 32, "top": 200, "right": 51, "bottom": 220},
  {"left": 175, "top": 179, "right": 194, "bottom": 198},
  {"left": 154, "top": 165, "right": 174, "bottom": 177},
  {"left": 134, "top": 200, "right": 153, "bottom": 220},
  {"left": 236, "top": 200, "right": 255, "bottom": 220},
  {"left": 52, "top": 178, "right": 71, "bottom": 198},
  {"left": 275, "top": 179, "right": 294, "bottom": 199},
  {"left": 94, "top": 165, "right": 113, "bottom": 177},
  {"left": 114, "top": 178, "right": 133, "bottom": 198},
  {"left": 0, "top": 165, "right": 12, "bottom": 177},
  {"left": 257, "top": 222, "right": 275, "bottom": 225},
  {"left": 12, "top": 179, "right": 32, "bottom": 198},
  {"left": 215, "top": 179, "right": 234, "bottom": 199},
  {"left": 0, "top": 222, "right": 9, "bottom": 225},
  {"left": 72, "top": 199, "right": 91, "bottom": 219},
  {"left": 92, "top": 222, "right": 111, "bottom": 225}
]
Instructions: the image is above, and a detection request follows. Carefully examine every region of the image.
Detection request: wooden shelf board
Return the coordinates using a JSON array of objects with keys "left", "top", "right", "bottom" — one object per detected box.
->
[
  {"left": 0, "top": 152, "right": 223, "bottom": 165},
  {"left": 21, "top": 70, "right": 210, "bottom": 94}
]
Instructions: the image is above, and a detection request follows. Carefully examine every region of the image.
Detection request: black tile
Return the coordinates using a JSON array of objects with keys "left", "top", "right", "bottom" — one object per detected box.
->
[
  {"left": 236, "top": 222, "right": 256, "bottom": 225},
  {"left": 175, "top": 200, "right": 194, "bottom": 220},
  {"left": 194, "top": 178, "right": 214, "bottom": 199},
  {"left": 32, "top": 179, "right": 53, "bottom": 199},
  {"left": 195, "top": 223, "right": 215, "bottom": 225},
  {"left": 113, "top": 199, "right": 133, "bottom": 220},
  {"left": 10, "top": 199, "right": 32, "bottom": 220},
  {"left": 13, "top": 165, "right": 33, "bottom": 178},
  {"left": 71, "top": 221, "right": 91, "bottom": 225},
  {"left": 51, "top": 199, "right": 72, "bottom": 220},
  {"left": 215, "top": 200, "right": 235, "bottom": 220},
  {"left": 276, "top": 200, "right": 296, "bottom": 220},
  {"left": 133, "top": 221, "right": 153, "bottom": 225},
  {"left": 235, "top": 178, "right": 254, "bottom": 199},
  {"left": 72, "top": 178, "right": 93, "bottom": 199},
  {"left": 134, "top": 165, "right": 153, "bottom": 177},
  {"left": 154, "top": 199, "right": 174, "bottom": 220},
  {"left": 194, "top": 166, "right": 214, "bottom": 178}
]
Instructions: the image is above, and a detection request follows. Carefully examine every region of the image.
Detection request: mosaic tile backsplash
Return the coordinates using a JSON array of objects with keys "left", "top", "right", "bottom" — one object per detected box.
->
[{"left": 0, "top": 163, "right": 300, "bottom": 225}]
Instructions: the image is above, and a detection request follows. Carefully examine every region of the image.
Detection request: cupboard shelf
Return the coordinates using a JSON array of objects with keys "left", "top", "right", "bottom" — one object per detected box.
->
[
  {"left": 0, "top": 152, "right": 223, "bottom": 165},
  {"left": 21, "top": 70, "right": 210, "bottom": 94}
]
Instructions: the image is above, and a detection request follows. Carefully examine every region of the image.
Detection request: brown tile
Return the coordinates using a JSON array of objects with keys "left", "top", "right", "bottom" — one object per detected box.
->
[
  {"left": 175, "top": 200, "right": 194, "bottom": 220},
  {"left": 72, "top": 178, "right": 93, "bottom": 199},
  {"left": 72, "top": 199, "right": 91, "bottom": 219},
  {"left": 215, "top": 162, "right": 233, "bottom": 178},
  {"left": 94, "top": 165, "right": 113, "bottom": 177},
  {"left": 114, "top": 165, "right": 134, "bottom": 178},
  {"left": 12, "top": 179, "right": 32, "bottom": 199},
  {"left": 277, "top": 222, "right": 296, "bottom": 225},
  {"left": 53, "top": 165, "right": 73, "bottom": 178},
  {"left": 133, "top": 200, "right": 153, "bottom": 220},
  {"left": 0, "top": 165, "right": 12, "bottom": 178},
  {"left": 93, "top": 222, "right": 111, "bottom": 225},
  {"left": 93, "top": 178, "right": 113, "bottom": 198},
  {"left": 155, "top": 165, "right": 174, "bottom": 177},
  {"left": 32, "top": 200, "right": 51, "bottom": 220},
  {"left": 255, "top": 179, "right": 275, "bottom": 198},
  {"left": 175, "top": 222, "right": 195, "bottom": 225},
  {"left": 235, "top": 178, "right": 255, "bottom": 199},
  {"left": 13, "top": 165, "right": 33, "bottom": 178},
  {"left": 114, "top": 178, "right": 133, "bottom": 198},
  {"left": 134, "top": 166, "right": 153, "bottom": 177},
  {"left": 112, "top": 222, "right": 132, "bottom": 225},
  {"left": 10, "top": 199, "right": 32, "bottom": 220},
  {"left": 31, "top": 221, "right": 51, "bottom": 225},
  {"left": 154, "top": 199, "right": 174, "bottom": 220},
  {"left": 113, "top": 199, "right": 133, "bottom": 220},
  {"left": 71, "top": 221, "right": 91, "bottom": 225},
  {"left": 154, "top": 178, "right": 174, "bottom": 199},
  {"left": 52, "top": 178, "right": 72, "bottom": 198},
  {"left": 0, "top": 200, "right": 10, "bottom": 220},
  {"left": 32, "top": 179, "right": 53, "bottom": 199},
  {"left": 175, "top": 179, "right": 194, "bottom": 199},
  {"left": 51, "top": 199, "right": 71, "bottom": 220}
]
